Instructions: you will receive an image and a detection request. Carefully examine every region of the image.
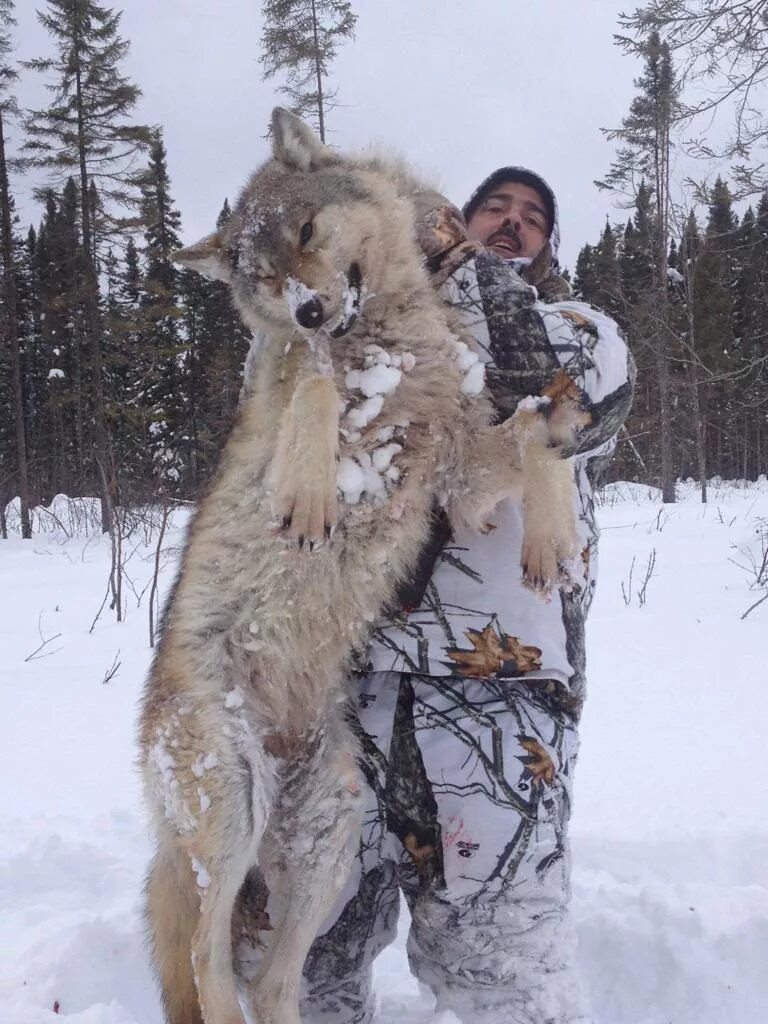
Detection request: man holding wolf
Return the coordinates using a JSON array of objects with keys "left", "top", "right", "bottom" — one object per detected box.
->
[{"left": 283, "top": 168, "right": 635, "bottom": 1023}]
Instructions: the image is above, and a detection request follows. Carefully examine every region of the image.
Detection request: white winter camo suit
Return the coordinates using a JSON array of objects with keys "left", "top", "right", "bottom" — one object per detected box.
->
[{"left": 295, "top": 232, "right": 635, "bottom": 1024}]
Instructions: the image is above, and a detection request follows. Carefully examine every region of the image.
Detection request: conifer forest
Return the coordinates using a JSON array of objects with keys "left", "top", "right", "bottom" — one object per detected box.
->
[{"left": 2, "top": 1, "right": 768, "bottom": 542}]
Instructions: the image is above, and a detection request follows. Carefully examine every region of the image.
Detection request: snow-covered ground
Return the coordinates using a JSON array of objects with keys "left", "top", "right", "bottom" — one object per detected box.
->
[{"left": 1, "top": 482, "right": 767, "bottom": 1024}]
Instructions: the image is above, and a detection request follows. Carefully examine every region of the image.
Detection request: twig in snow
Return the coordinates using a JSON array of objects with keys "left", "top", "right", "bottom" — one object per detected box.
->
[
  {"left": 102, "top": 651, "right": 121, "bottom": 684},
  {"left": 24, "top": 613, "right": 63, "bottom": 661}
]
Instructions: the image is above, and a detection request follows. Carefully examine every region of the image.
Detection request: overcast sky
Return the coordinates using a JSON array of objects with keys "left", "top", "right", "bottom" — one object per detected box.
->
[{"left": 11, "top": 0, "right": 647, "bottom": 269}]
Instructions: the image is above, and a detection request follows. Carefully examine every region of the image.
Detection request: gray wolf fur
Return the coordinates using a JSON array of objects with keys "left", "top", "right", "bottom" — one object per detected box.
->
[{"left": 138, "top": 108, "right": 580, "bottom": 1024}]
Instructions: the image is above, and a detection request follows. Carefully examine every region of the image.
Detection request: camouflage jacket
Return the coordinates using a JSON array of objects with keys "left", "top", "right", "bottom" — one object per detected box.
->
[{"left": 367, "top": 249, "right": 636, "bottom": 716}]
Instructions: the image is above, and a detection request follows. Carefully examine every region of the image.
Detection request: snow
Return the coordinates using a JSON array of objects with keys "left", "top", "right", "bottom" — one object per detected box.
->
[
  {"left": 337, "top": 455, "right": 366, "bottom": 505},
  {"left": 283, "top": 276, "right": 318, "bottom": 318},
  {"left": 452, "top": 339, "right": 486, "bottom": 396},
  {"left": 344, "top": 393, "right": 384, "bottom": 430},
  {"left": 1, "top": 481, "right": 767, "bottom": 1023}
]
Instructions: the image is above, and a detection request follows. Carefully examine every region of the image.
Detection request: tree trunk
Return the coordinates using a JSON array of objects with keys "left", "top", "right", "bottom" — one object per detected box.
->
[
  {"left": 0, "top": 110, "right": 32, "bottom": 538},
  {"left": 310, "top": 0, "right": 325, "bottom": 142},
  {"left": 74, "top": 44, "right": 114, "bottom": 534}
]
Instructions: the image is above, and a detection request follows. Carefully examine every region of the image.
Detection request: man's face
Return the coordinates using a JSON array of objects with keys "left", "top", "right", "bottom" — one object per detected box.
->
[{"left": 466, "top": 181, "right": 550, "bottom": 260}]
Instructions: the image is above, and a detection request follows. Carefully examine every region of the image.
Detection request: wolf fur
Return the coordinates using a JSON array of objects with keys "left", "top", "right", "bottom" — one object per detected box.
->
[{"left": 138, "top": 108, "right": 580, "bottom": 1024}]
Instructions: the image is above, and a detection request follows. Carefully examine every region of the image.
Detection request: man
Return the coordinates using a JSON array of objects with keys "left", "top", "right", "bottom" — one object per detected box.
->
[{"left": 244, "top": 169, "right": 634, "bottom": 1023}]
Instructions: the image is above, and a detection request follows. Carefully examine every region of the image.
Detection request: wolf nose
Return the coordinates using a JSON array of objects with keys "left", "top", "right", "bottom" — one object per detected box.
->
[{"left": 295, "top": 297, "right": 324, "bottom": 328}]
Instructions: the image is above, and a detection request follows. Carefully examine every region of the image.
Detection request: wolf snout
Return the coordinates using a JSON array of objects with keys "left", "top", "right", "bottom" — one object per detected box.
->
[{"left": 294, "top": 296, "right": 325, "bottom": 329}]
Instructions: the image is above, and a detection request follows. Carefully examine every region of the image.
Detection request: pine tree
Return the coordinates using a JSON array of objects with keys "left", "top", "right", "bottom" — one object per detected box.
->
[
  {"left": 598, "top": 32, "right": 681, "bottom": 501},
  {"left": 573, "top": 243, "right": 597, "bottom": 302},
  {"left": 694, "top": 177, "right": 739, "bottom": 477},
  {"left": 0, "top": 0, "right": 30, "bottom": 536},
  {"left": 592, "top": 220, "right": 624, "bottom": 324},
  {"left": 137, "top": 130, "right": 187, "bottom": 493},
  {"left": 675, "top": 210, "right": 709, "bottom": 498},
  {"left": 32, "top": 182, "right": 93, "bottom": 495},
  {"left": 731, "top": 205, "right": 767, "bottom": 479},
  {"left": 23, "top": 0, "right": 152, "bottom": 529},
  {"left": 178, "top": 199, "right": 250, "bottom": 493},
  {"left": 260, "top": 0, "right": 357, "bottom": 141}
]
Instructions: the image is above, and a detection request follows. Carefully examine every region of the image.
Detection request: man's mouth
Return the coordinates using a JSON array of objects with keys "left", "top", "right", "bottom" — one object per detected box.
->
[
  {"left": 488, "top": 232, "right": 522, "bottom": 256},
  {"left": 329, "top": 262, "right": 363, "bottom": 339}
]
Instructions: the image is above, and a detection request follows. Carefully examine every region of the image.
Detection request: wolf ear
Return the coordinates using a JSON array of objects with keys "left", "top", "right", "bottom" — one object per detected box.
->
[
  {"left": 173, "top": 232, "right": 230, "bottom": 282},
  {"left": 271, "top": 107, "right": 337, "bottom": 172}
]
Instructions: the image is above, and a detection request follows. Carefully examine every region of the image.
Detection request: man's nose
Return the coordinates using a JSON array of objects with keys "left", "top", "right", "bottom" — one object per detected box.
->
[{"left": 502, "top": 213, "right": 522, "bottom": 231}]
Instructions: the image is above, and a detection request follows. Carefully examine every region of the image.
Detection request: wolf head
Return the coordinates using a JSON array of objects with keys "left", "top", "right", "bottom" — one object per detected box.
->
[{"left": 174, "top": 108, "right": 420, "bottom": 338}]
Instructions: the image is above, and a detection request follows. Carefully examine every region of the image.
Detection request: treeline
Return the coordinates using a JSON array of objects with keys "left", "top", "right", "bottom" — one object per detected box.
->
[
  {"left": 574, "top": 178, "right": 768, "bottom": 487},
  {"left": 0, "top": 141, "right": 250, "bottom": 517},
  {"left": 3, "top": 1, "right": 768, "bottom": 539}
]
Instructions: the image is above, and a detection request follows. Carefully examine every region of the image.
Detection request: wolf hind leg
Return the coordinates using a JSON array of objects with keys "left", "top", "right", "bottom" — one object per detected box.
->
[
  {"left": 455, "top": 413, "right": 580, "bottom": 592},
  {"left": 147, "top": 746, "right": 273, "bottom": 1024},
  {"left": 508, "top": 404, "right": 580, "bottom": 590},
  {"left": 189, "top": 753, "right": 275, "bottom": 1024},
  {"left": 246, "top": 717, "right": 364, "bottom": 1024},
  {"left": 146, "top": 839, "right": 204, "bottom": 1024},
  {"left": 190, "top": 843, "right": 258, "bottom": 1024}
]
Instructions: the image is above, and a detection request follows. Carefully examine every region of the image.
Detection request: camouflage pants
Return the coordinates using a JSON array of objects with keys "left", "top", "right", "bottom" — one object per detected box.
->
[{"left": 299, "top": 672, "right": 590, "bottom": 1024}]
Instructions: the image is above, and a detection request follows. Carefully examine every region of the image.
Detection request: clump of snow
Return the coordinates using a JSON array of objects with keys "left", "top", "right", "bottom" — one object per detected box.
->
[
  {"left": 337, "top": 456, "right": 366, "bottom": 505},
  {"left": 345, "top": 394, "right": 385, "bottom": 431},
  {"left": 371, "top": 443, "right": 402, "bottom": 473},
  {"left": 452, "top": 339, "right": 486, "bottom": 395},
  {"left": 357, "top": 363, "right": 402, "bottom": 398},
  {"left": 283, "top": 276, "right": 318, "bottom": 318},
  {"left": 517, "top": 395, "right": 551, "bottom": 413},
  {"left": 340, "top": 344, "right": 414, "bottom": 456},
  {"left": 461, "top": 361, "right": 485, "bottom": 396},
  {"left": 224, "top": 688, "right": 244, "bottom": 709},
  {"left": 190, "top": 856, "right": 211, "bottom": 889}
]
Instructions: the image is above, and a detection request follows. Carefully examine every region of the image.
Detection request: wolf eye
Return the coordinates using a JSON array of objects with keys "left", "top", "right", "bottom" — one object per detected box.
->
[
  {"left": 299, "top": 222, "right": 313, "bottom": 246},
  {"left": 228, "top": 246, "right": 240, "bottom": 270}
]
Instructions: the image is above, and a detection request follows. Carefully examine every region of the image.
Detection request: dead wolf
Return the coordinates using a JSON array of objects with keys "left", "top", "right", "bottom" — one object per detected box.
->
[{"left": 138, "top": 108, "right": 581, "bottom": 1024}]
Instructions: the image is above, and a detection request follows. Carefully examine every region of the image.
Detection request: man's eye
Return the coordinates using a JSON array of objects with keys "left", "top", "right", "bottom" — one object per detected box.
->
[{"left": 300, "top": 221, "right": 313, "bottom": 245}]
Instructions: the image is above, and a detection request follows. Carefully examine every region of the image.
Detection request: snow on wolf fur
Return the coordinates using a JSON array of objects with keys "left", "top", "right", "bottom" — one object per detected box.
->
[{"left": 138, "top": 107, "right": 580, "bottom": 1024}]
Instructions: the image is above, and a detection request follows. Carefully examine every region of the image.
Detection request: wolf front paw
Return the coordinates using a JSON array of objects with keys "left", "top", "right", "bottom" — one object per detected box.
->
[
  {"left": 269, "top": 374, "right": 340, "bottom": 551},
  {"left": 272, "top": 473, "right": 338, "bottom": 551}
]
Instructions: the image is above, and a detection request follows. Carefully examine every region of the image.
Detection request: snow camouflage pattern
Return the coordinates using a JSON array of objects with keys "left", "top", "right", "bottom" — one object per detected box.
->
[
  {"left": 288, "top": 672, "right": 591, "bottom": 1024},
  {"left": 235, "top": 247, "right": 633, "bottom": 1023},
  {"left": 368, "top": 250, "right": 636, "bottom": 718}
]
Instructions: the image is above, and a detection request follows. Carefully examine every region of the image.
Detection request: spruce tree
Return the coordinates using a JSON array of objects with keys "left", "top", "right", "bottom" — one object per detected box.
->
[
  {"left": 592, "top": 221, "right": 624, "bottom": 324},
  {"left": 178, "top": 199, "right": 250, "bottom": 493},
  {"left": 573, "top": 243, "right": 597, "bottom": 303},
  {"left": 260, "top": 0, "right": 357, "bottom": 141},
  {"left": 694, "top": 177, "right": 739, "bottom": 477},
  {"left": 0, "top": 0, "right": 30, "bottom": 536},
  {"left": 137, "top": 129, "right": 186, "bottom": 493},
  {"left": 598, "top": 32, "right": 681, "bottom": 501}
]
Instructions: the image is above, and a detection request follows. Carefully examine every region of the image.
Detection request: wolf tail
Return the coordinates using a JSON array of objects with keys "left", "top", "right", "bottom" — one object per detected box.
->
[{"left": 145, "top": 842, "right": 204, "bottom": 1024}]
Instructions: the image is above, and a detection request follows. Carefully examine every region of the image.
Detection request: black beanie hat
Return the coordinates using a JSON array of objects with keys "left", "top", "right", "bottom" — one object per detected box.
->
[{"left": 462, "top": 167, "right": 560, "bottom": 258}]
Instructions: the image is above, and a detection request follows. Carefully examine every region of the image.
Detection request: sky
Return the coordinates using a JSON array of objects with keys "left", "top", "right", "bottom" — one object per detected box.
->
[{"left": 9, "top": 0, "right": 648, "bottom": 270}]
